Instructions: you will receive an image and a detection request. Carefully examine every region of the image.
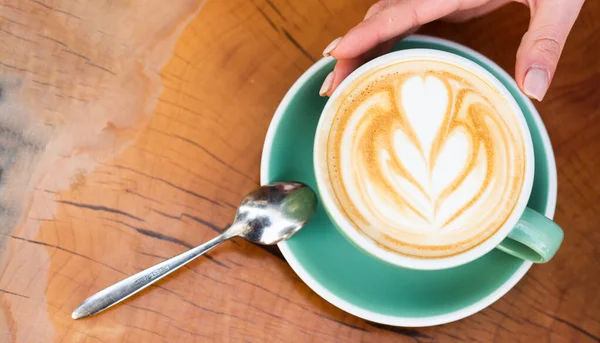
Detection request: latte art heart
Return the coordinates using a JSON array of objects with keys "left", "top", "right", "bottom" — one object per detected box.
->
[{"left": 325, "top": 60, "right": 526, "bottom": 258}]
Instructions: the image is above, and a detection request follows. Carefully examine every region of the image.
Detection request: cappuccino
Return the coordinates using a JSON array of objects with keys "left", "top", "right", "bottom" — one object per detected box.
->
[{"left": 320, "top": 58, "right": 526, "bottom": 258}]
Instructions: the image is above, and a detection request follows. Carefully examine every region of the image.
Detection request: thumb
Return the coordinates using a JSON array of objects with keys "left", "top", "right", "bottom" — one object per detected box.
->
[{"left": 515, "top": 0, "right": 584, "bottom": 101}]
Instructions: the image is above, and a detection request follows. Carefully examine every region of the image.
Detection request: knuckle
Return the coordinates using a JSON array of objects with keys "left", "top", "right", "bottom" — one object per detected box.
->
[
  {"left": 532, "top": 37, "right": 562, "bottom": 61},
  {"left": 525, "top": 25, "right": 564, "bottom": 61},
  {"left": 371, "top": 0, "right": 422, "bottom": 44},
  {"left": 380, "top": 13, "right": 408, "bottom": 42},
  {"left": 407, "top": 0, "right": 420, "bottom": 28},
  {"left": 409, "top": 7, "right": 420, "bottom": 28}
]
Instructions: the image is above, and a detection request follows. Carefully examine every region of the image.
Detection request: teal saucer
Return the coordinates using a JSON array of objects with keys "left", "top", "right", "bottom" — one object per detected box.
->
[{"left": 260, "top": 35, "right": 557, "bottom": 326}]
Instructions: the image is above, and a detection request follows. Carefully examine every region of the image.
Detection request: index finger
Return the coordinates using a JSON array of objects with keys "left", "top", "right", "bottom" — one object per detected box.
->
[{"left": 331, "top": 0, "right": 463, "bottom": 60}]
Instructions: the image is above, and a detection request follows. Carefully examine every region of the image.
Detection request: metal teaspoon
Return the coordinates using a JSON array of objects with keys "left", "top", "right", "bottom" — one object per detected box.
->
[{"left": 72, "top": 182, "right": 317, "bottom": 319}]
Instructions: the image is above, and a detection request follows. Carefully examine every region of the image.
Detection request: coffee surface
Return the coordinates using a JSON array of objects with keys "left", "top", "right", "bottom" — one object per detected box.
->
[{"left": 324, "top": 59, "right": 526, "bottom": 258}]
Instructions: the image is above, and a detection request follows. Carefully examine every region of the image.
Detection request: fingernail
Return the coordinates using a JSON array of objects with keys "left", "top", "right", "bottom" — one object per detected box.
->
[
  {"left": 320, "top": 72, "right": 334, "bottom": 97},
  {"left": 323, "top": 37, "right": 342, "bottom": 57},
  {"left": 524, "top": 66, "right": 550, "bottom": 101}
]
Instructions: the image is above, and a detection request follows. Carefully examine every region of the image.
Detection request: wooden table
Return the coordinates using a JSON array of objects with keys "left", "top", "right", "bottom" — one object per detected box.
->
[{"left": 0, "top": 0, "right": 598, "bottom": 342}]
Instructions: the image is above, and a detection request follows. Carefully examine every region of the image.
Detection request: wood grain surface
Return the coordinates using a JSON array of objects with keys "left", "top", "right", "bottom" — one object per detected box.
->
[{"left": 0, "top": 0, "right": 598, "bottom": 342}]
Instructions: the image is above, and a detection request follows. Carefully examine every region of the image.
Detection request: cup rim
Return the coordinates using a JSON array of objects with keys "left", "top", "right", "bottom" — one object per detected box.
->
[
  {"left": 261, "top": 34, "right": 557, "bottom": 326},
  {"left": 313, "top": 48, "right": 535, "bottom": 270}
]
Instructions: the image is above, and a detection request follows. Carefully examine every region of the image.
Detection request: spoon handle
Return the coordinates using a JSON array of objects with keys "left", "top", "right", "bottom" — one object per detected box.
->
[{"left": 72, "top": 230, "right": 235, "bottom": 319}]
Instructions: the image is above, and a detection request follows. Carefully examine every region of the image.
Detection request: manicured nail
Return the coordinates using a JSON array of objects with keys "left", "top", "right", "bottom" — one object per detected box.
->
[
  {"left": 320, "top": 72, "right": 334, "bottom": 97},
  {"left": 523, "top": 66, "right": 550, "bottom": 101},
  {"left": 323, "top": 37, "right": 342, "bottom": 57}
]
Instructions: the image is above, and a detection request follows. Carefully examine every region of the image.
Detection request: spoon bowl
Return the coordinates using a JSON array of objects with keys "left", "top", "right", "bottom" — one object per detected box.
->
[{"left": 235, "top": 182, "right": 317, "bottom": 245}]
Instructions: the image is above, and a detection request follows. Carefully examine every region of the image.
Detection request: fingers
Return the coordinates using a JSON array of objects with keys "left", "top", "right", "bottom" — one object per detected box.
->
[
  {"left": 319, "top": 58, "right": 364, "bottom": 96},
  {"left": 516, "top": 0, "right": 585, "bottom": 101},
  {"left": 321, "top": 0, "right": 402, "bottom": 58},
  {"left": 320, "top": 0, "right": 467, "bottom": 96},
  {"left": 320, "top": 40, "right": 392, "bottom": 96},
  {"left": 331, "top": 0, "right": 462, "bottom": 60},
  {"left": 321, "top": 27, "right": 419, "bottom": 97},
  {"left": 320, "top": 0, "right": 417, "bottom": 97}
]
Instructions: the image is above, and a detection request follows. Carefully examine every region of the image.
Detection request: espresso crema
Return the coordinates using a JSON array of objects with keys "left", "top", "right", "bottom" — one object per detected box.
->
[{"left": 322, "top": 59, "right": 526, "bottom": 258}]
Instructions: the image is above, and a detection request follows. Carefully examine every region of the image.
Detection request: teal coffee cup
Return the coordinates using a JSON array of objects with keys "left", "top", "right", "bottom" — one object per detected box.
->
[
  {"left": 262, "top": 35, "right": 563, "bottom": 325},
  {"left": 313, "top": 49, "right": 564, "bottom": 270}
]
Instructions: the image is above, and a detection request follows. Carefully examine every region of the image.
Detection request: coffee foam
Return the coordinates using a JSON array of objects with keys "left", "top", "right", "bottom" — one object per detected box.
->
[{"left": 324, "top": 59, "right": 526, "bottom": 258}]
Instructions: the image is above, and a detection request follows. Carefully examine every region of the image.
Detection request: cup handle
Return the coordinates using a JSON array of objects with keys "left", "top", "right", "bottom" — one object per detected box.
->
[{"left": 496, "top": 207, "right": 564, "bottom": 263}]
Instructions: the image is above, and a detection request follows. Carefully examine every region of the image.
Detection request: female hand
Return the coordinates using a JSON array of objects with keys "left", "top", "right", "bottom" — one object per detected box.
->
[{"left": 320, "top": 0, "right": 585, "bottom": 101}]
